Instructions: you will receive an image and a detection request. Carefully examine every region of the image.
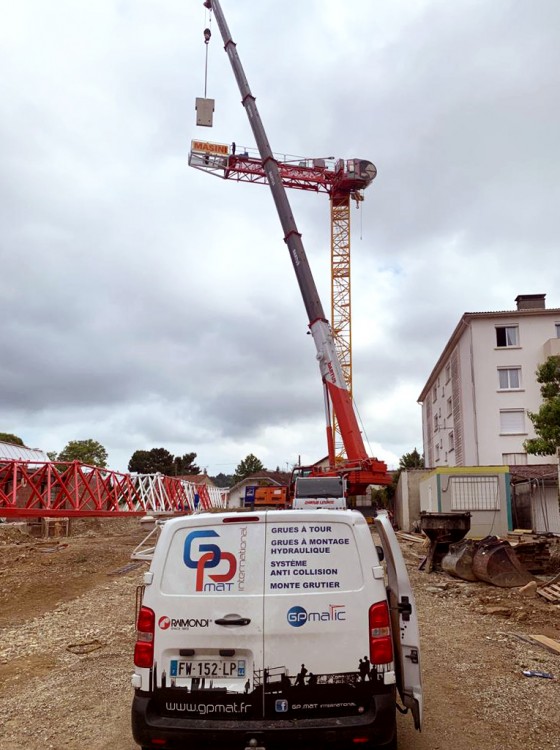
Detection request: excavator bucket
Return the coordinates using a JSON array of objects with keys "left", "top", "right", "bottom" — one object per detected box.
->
[
  {"left": 471, "top": 536, "right": 535, "bottom": 588},
  {"left": 442, "top": 538, "right": 478, "bottom": 582}
]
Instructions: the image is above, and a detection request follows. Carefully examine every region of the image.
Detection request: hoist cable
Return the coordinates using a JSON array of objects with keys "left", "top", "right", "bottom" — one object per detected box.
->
[
  {"left": 203, "top": 7, "right": 212, "bottom": 98},
  {"left": 204, "top": 41, "right": 209, "bottom": 97}
]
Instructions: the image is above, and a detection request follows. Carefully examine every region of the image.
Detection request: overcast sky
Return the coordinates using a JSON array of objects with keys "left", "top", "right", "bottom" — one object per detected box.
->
[{"left": 2, "top": 0, "right": 559, "bottom": 475}]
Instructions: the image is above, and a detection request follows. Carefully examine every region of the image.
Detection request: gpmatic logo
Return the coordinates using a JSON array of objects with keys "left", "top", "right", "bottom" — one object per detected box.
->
[
  {"left": 287, "top": 604, "right": 346, "bottom": 627},
  {"left": 184, "top": 530, "right": 237, "bottom": 592}
]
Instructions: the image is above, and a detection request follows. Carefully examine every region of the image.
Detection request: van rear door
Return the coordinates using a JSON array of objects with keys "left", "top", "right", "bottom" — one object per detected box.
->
[
  {"left": 261, "top": 511, "right": 387, "bottom": 720},
  {"left": 152, "top": 513, "right": 266, "bottom": 719},
  {"left": 375, "top": 512, "right": 423, "bottom": 730}
]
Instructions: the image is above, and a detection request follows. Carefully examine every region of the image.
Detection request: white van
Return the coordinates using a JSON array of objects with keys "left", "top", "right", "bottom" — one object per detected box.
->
[{"left": 131, "top": 509, "right": 422, "bottom": 750}]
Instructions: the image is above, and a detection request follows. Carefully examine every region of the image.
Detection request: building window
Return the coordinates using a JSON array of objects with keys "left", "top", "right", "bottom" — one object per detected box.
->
[
  {"left": 502, "top": 452, "right": 528, "bottom": 465},
  {"left": 556, "top": 323, "right": 560, "bottom": 338},
  {"left": 496, "top": 326, "right": 519, "bottom": 347},
  {"left": 450, "top": 476, "right": 500, "bottom": 511},
  {"left": 432, "top": 385, "right": 437, "bottom": 403},
  {"left": 445, "top": 363, "right": 451, "bottom": 383},
  {"left": 499, "top": 409, "right": 525, "bottom": 434},
  {"left": 448, "top": 431, "right": 454, "bottom": 451},
  {"left": 434, "top": 414, "right": 439, "bottom": 433},
  {"left": 435, "top": 443, "right": 441, "bottom": 461},
  {"left": 498, "top": 367, "right": 521, "bottom": 390},
  {"left": 447, "top": 397, "right": 453, "bottom": 417}
]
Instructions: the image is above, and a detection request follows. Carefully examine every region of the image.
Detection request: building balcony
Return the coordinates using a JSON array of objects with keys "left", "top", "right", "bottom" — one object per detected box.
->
[{"left": 543, "top": 338, "right": 560, "bottom": 358}]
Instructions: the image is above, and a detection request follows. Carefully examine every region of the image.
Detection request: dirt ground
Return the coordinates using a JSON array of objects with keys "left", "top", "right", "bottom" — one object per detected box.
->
[{"left": 0, "top": 518, "right": 559, "bottom": 750}]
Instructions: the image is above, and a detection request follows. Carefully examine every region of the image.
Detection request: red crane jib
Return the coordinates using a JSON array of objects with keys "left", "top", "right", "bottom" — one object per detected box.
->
[{"left": 223, "top": 154, "right": 376, "bottom": 197}]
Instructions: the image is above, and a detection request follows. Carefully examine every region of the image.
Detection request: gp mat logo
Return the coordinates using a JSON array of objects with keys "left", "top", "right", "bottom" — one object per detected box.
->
[
  {"left": 287, "top": 604, "right": 346, "bottom": 627},
  {"left": 184, "top": 530, "right": 237, "bottom": 592},
  {"left": 158, "top": 615, "right": 210, "bottom": 630}
]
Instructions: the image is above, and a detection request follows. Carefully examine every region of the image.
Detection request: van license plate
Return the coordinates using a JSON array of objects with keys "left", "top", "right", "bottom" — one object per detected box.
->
[{"left": 170, "top": 659, "right": 246, "bottom": 679}]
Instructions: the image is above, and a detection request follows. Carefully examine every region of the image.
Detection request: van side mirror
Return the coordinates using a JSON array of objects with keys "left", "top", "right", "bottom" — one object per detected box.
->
[{"left": 375, "top": 545, "right": 384, "bottom": 562}]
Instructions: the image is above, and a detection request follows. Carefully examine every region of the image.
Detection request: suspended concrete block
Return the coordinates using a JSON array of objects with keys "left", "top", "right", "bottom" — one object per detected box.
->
[{"left": 196, "top": 97, "right": 214, "bottom": 127}]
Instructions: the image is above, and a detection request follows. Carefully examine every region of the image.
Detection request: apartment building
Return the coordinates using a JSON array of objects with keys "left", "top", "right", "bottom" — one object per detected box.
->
[{"left": 418, "top": 294, "right": 560, "bottom": 468}]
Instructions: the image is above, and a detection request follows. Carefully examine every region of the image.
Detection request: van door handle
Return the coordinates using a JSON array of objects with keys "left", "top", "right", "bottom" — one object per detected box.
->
[{"left": 215, "top": 616, "right": 251, "bottom": 626}]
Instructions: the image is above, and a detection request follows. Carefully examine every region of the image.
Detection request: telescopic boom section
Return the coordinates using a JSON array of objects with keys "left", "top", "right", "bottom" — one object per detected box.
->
[{"left": 205, "top": 0, "right": 388, "bottom": 482}]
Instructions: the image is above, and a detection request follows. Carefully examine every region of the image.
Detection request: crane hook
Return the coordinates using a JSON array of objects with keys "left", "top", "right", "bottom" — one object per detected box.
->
[{"left": 204, "top": 27, "right": 211, "bottom": 44}]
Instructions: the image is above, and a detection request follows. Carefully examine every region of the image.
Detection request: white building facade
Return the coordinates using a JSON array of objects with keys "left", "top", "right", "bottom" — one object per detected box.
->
[{"left": 418, "top": 294, "right": 560, "bottom": 468}]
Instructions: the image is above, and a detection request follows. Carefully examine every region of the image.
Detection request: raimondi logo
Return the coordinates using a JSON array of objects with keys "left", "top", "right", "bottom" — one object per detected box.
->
[
  {"left": 183, "top": 530, "right": 237, "bottom": 592},
  {"left": 287, "top": 604, "right": 346, "bottom": 627},
  {"left": 158, "top": 615, "right": 211, "bottom": 630}
]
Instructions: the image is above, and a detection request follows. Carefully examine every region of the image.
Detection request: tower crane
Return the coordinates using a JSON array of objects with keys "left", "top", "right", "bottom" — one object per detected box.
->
[
  {"left": 189, "top": 143, "right": 377, "bottom": 458},
  {"left": 194, "top": 0, "right": 389, "bottom": 494}
]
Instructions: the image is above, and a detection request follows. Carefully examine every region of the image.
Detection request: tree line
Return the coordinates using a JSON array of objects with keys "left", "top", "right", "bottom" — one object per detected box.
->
[
  {"left": 0, "top": 433, "right": 269, "bottom": 488},
  {"left": 3, "top": 355, "right": 559, "bottom": 488}
]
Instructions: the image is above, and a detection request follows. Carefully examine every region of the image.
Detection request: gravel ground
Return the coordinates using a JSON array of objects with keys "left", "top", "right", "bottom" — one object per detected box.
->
[{"left": 0, "top": 519, "right": 558, "bottom": 749}]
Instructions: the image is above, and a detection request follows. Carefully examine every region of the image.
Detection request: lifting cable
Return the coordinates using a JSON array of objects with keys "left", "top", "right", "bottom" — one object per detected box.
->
[{"left": 203, "top": 3, "right": 212, "bottom": 98}]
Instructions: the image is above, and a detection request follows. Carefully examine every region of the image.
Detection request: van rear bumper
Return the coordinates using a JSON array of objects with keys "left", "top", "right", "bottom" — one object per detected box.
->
[{"left": 132, "top": 690, "right": 397, "bottom": 749}]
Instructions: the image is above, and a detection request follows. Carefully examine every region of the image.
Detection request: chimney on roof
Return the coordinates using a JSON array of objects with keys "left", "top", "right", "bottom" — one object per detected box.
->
[{"left": 515, "top": 294, "right": 546, "bottom": 311}]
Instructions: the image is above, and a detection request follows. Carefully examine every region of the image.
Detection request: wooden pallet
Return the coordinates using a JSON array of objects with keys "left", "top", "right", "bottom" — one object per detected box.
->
[{"left": 538, "top": 582, "right": 560, "bottom": 603}]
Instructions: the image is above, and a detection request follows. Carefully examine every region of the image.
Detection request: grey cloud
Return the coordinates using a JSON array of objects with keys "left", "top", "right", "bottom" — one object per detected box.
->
[{"left": 2, "top": 0, "right": 559, "bottom": 473}]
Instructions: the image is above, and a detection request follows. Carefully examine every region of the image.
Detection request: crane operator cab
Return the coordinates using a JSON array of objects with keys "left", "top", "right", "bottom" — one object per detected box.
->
[
  {"left": 131, "top": 508, "right": 422, "bottom": 750},
  {"left": 337, "top": 158, "right": 378, "bottom": 193}
]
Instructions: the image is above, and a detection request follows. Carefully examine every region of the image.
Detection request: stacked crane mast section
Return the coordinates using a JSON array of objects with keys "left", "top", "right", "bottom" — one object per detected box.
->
[
  {"left": 199, "top": 0, "right": 389, "bottom": 494},
  {"left": 0, "top": 460, "right": 226, "bottom": 517}
]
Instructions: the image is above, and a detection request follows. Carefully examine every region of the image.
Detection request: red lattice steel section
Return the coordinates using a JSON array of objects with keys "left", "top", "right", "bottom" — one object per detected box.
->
[{"left": 0, "top": 461, "right": 226, "bottom": 518}]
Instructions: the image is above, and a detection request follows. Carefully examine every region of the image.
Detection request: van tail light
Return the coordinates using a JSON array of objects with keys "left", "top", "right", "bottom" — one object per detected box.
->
[
  {"left": 369, "top": 601, "right": 393, "bottom": 665},
  {"left": 134, "top": 606, "right": 155, "bottom": 668}
]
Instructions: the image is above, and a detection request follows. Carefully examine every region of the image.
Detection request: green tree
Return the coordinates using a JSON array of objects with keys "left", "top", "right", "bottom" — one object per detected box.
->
[
  {"left": 524, "top": 355, "right": 560, "bottom": 456},
  {"left": 398, "top": 448, "right": 425, "bottom": 471},
  {"left": 173, "top": 452, "right": 201, "bottom": 476},
  {"left": 0, "top": 432, "right": 25, "bottom": 446},
  {"left": 56, "top": 439, "right": 108, "bottom": 467},
  {"left": 211, "top": 472, "right": 234, "bottom": 488},
  {"left": 385, "top": 448, "right": 425, "bottom": 502},
  {"left": 128, "top": 448, "right": 175, "bottom": 475},
  {"left": 233, "top": 454, "right": 265, "bottom": 483}
]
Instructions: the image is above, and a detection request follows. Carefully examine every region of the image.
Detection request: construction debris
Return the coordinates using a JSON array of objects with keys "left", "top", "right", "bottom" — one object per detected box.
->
[
  {"left": 510, "top": 633, "right": 560, "bottom": 656},
  {"left": 396, "top": 531, "right": 425, "bottom": 544},
  {"left": 512, "top": 540, "right": 552, "bottom": 573},
  {"left": 517, "top": 581, "right": 539, "bottom": 598}
]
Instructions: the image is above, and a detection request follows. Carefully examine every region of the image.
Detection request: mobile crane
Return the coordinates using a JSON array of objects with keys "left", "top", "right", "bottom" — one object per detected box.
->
[{"left": 201, "top": 0, "right": 390, "bottom": 496}]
